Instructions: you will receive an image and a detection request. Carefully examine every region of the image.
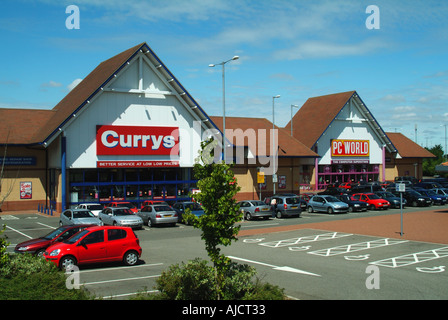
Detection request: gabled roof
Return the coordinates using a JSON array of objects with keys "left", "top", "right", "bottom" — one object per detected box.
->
[
  {"left": 0, "top": 42, "right": 220, "bottom": 146},
  {"left": 286, "top": 90, "right": 396, "bottom": 153},
  {"left": 386, "top": 132, "right": 435, "bottom": 158},
  {"left": 210, "top": 116, "right": 318, "bottom": 158}
]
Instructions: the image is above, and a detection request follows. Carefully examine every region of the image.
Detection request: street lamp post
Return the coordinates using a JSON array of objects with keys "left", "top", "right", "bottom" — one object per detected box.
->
[
  {"left": 272, "top": 95, "right": 280, "bottom": 194},
  {"left": 442, "top": 124, "right": 447, "bottom": 161},
  {"left": 209, "top": 55, "right": 239, "bottom": 163},
  {"left": 290, "top": 104, "right": 299, "bottom": 136}
]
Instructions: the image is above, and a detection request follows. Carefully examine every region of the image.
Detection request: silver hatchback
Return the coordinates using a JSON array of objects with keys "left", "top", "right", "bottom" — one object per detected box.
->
[
  {"left": 99, "top": 207, "right": 143, "bottom": 229},
  {"left": 137, "top": 204, "right": 178, "bottom": 227},
  {"left": 237, "top": 200, "right": 272, "bottom": 220}
]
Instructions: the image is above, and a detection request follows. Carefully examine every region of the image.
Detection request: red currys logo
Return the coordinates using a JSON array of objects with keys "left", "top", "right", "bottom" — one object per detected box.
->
[{"left": 96, "top": 125, "right": 179, "bottom": 156}]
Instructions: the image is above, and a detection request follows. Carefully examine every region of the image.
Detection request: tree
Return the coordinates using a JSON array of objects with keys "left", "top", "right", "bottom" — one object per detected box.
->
[
  {"left": 184, "top": 138, "right": 242, "bottom": 299},
  {"left": 423, "top": 144, "right": 445, "bottom": 177}
]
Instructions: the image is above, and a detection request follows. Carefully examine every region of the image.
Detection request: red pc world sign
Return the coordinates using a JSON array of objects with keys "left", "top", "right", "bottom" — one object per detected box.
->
[{"left": 96, "top": 125, "right": 179, "bottom": 156}]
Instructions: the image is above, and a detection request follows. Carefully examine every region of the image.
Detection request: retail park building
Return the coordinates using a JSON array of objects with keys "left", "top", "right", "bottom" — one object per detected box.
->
[{"left": 0, "top": 43, "right": 435, "bottom": 213}]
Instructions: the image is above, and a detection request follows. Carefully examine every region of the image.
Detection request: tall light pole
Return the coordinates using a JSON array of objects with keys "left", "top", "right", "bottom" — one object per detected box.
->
[
  {"left": 209, "top": 55, "right": 239, "bottom": 163},
  {"left": 290, "top": 104, "right": 299, "bottom": 136},
  {"left": 272, "top": 95, "right": 280, "bottom": 194},
  {"left": 442, "top": 124, "right": 447, "bottom": 161}
]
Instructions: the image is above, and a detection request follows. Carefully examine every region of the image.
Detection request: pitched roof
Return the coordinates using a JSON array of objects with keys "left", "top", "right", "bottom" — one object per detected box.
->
[
  {"left": 0, "top": 42, "right": 219, "bottom": 146},
  {"left": 285, "top": 91, "right": 356, "bottom": 149},
  {"left": 386, "top": 132, "right": 436, "bottom": 158},
  {"left": 210, "top": 116, "right": 318, "bottom": 158},
  {"left": 0, "top": 108, "right": 54, "bottom": 145}
]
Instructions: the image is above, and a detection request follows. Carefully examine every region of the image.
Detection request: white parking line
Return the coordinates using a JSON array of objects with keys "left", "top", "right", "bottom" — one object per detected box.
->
[
  {"left": 78, "top": 263, "right": 163, "bottom": 273},
  {"left": 82, "top": 274, "right": 160, "bottom": 286},
  {"left": 5, "top": 225, "right": 32, "bottom": 239},
  {"left": 36, "top": 222, "right": 56, "bottom": 229},
  {"left": 101, "top": 290, "right": 159, "bottom": 299}
]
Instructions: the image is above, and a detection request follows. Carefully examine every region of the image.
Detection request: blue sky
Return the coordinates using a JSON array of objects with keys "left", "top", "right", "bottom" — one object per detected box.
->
[{"left": 1, "top": 0, "right": 447, "bottom": 152}]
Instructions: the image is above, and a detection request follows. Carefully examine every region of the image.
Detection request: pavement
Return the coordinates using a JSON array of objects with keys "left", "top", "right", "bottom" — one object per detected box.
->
[{"left": 2, "top": 207, "right": 448, "bottom": 245}]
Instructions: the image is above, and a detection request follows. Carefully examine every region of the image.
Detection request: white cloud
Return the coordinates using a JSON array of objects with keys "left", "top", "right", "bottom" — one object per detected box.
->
[{"left": 67, "top": 78, "right": 83, "bottom": 91}]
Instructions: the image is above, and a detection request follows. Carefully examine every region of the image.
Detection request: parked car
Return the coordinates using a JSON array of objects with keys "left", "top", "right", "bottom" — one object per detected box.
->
[
  {"left": 15, "top": 225, "right": 93, "bottom": 257},
  {"left": 433, "top": 188, "right": 448, "bottom": 197},
  {"left": 339, "top": 182, "right": 353, "bottom": 190},
  {"left": 413, "top": 188, "right": 447, "bottom": 205},
  {"left": 264, "top": 194, "right": 301, "bottom": 218},
  {"left": 105, "top": 201, "right": 139, "bottom": 213},
  {"left": 99, "top": 207, "right": 143, "bottom": 229},
  {"left": 59, "top": 209, "right": 103, "bottom": 226},
  {"left": 172, "top": 201, "right": 205, "bottom": 223},
  {"left": 43, "top": 226, "right": 142, "bottom": 269},
  {"left": 374, "top": 191, "right": 407, "bottom": 208},
  {"left": 414, "top": 182, "right": 443, "bottom": 190},
  {"left": 307, "top": 195, "right": 349, "bottom": 214},
  {"left": 140, "top": 200, "right": 170, "bottom": 209},
  {"left": 335, "top": 194, "right": 368, "bottom": 212},
  {"left": 237, "top": 200, "right": 272, "bottom": 220},
  {"left": 76, "top": 203, "right": 104, "bottom": 216},
  {"left": 390, "top": 190, "right": 432, "bottom": 207},
  {"left": 350, "top": 193, "right": 390, "bottom": 210},
  {"left": 138, "top": 204, "right": 178, "bottom": 227}
]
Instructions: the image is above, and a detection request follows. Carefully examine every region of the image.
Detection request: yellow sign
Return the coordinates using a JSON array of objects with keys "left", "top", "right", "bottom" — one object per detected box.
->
[{"left": 257, "top": 172, "right": 265, "bottom": 184}]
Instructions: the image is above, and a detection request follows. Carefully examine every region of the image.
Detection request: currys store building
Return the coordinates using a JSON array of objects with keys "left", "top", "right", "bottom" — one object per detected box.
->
[{"left": 0, "top": 42, "right": 220, "bottom": 212}]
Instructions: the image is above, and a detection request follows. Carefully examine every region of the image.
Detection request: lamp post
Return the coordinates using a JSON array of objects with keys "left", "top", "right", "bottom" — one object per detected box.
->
[
  {"left": 209, "top": 55, "right": 239, "bottom": 163},
  {"left": 272, "top": 95, "right": 280, "bottom": 194},
  {"left": 290, "top": 104, "right": 299, "bottom": 136}
]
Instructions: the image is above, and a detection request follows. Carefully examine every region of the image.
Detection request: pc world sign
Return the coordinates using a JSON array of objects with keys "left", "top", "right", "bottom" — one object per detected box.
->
[
  {"left": 331, "top": 139, "right": 370, "bottom": 157},
  {"left": 96, "top": 125, "right": 179, "bottom": 156}
]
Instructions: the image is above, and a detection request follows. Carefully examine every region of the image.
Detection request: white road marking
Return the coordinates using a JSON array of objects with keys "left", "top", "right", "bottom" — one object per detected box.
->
[
  {"left": 82, "top": 274, "right": 160, "bottom": 286},
  {"left": 259, "top": 232, "right": 352, "bottom": 248},
  {"left": 228, "top": 255, "right": 320, "bottom": 277},
  {"left": 370, "top": 246, "right": 448, "bottom": 268},
  {"left": 5, "top": 225, "right": 32, "bottom": 239}
]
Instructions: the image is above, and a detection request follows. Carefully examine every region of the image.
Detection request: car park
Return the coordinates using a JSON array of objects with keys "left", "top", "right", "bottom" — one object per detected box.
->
[
  {"left": 59, "top": 209, "right": 103, "bottom": 226},
  {"left": 137, "top": 204, "right": 178, "bottom": 227},
  {"left": 335, "top": 194, "right": 368, "bottom": 212},
  {"left": 237, "top": 200, "right": 272, "bottom": 220},
  {"left": 43, "top": 226, "right": 142, "bottom": 269},
  {"left": 413, "top": 188, "right": 447, "bottom": 205},
  {"left": 390, "top": 189, "right": 432, "bottom": 207},
  {"left": 172, "top": 201, "right": 205, "bottom": 223},
  {"left": 264, "top": 194, "right": 301, "bottom": 218},
  {"left": 99, "top": 207, "right": 143, "bottom": 229},
  {"left": 14, "top": 225, "right": 94, "bottom": 257},
  {"left": 76, "top": 203, "right": 104, "bottom": 216},
  {"left": 374, "top": 191, "right": 407, "bottom": 208},
  {"left": 351, "top": 193, "right": 390, "bottom": 210},
  {"left": 307, "top": 195, "right": 349, "bottom": 214}
]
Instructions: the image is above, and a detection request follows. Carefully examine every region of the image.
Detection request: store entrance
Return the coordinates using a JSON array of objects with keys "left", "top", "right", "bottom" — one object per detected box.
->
[{"left": 317, "top": 163, "right": 379, "bottom": 190}]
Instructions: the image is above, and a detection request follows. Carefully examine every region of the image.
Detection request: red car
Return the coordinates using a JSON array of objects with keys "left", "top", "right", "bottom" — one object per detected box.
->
[
  {"left": 105, "top": 201, "right": 139, "bottom": 213},
  {"left": 44, "top": 226, "right": 142, "bottom": 269},
  {"left": 351, "top": 193, "right": 390, "bottom": 210},
  {"left": 14, "top": 225, "right": 93, "bottom": 257},
  {"left": 339, "top": 182, "right": 353, "bottom": 190}
]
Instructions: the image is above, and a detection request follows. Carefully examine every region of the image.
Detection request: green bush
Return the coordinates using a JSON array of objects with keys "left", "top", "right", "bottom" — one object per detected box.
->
[
  {"left": 144, "top": 258, "right": 285, "bottom": 300},
  {"left": 0, "top": 253, "right": 92, "bottom": 300}
]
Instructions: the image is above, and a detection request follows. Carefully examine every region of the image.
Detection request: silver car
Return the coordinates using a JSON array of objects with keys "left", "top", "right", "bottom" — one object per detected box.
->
[
  {"left": 237, "top": 200, "right": 272, "bottom": 220},
  {"left": 307, "top": 195, "right": 349, "bottom": 214},
  {"left": 137, "top": 204, "right": 178, "bottom": 227},
  {"left": 99, "top": 207, "right": 143, "bottom": 229},
  {"left": 59, "top": 209, "right": 103, "bottom": 226}
]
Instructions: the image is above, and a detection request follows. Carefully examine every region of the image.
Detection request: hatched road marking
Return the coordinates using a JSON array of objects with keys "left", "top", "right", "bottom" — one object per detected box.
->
[
  {"left": 370, "top": 246, "right": 448, "bottom": 268},
  {"left": 259, "top": 232, "right": 353, "bottom": 248}
]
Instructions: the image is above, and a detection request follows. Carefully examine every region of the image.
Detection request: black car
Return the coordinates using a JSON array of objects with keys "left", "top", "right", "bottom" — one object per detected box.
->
[
  {"left": 390, "top": 190, "right": 432, "bottom": 207},
  {"left": 336, "top": 194, "right": 368, "bottom": 212},
  {"left": 375, "top": 191, "right": 407, "bottom": 208}
]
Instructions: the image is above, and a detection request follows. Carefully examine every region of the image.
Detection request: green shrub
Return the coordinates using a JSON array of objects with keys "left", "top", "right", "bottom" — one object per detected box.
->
[{"left": 148, "top": 258, "right": 285, "bottom": 300}]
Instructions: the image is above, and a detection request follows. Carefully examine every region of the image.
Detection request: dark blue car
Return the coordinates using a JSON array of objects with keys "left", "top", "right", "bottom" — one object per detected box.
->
[{"left": 414, "top": 188, "right": 447, "bottom": 205}]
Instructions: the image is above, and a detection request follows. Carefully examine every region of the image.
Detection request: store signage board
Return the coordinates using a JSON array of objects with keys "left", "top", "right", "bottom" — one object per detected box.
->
[
  {"left": 96, "top": 125, "right": 179, "bottom": 156},
  {"left": 97, "top": 161, "right": 179, "bottom": 168},
  {"left": 331, "top": 139, "right": 369, "bottom": 157}
]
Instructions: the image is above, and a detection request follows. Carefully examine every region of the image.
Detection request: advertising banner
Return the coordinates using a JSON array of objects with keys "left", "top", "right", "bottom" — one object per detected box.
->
[
  {"left": 96, "top": 125, "right": 179, "bottom": 156},
  {"left": 331, "top": 139, "right": 369, "bottom": 157}
]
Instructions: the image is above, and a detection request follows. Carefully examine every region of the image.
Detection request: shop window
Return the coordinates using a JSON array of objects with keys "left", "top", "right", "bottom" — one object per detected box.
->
[
  {"left": 140, "top": 169, "right": 152, "bottom": 182},
  {"left": 126, "top": 169, "right": 139, "bottom": 182},
  {"left": 126, "top": 185, "right": 139, "bottom": 200},
  {"left": 84, "top": 169, "right": 98, "bottom": 183}
]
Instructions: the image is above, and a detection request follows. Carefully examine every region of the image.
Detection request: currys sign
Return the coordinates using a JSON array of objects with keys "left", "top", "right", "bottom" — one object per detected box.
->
[{"left": 96, "top": 125, "right": 179, "bottom": 156}]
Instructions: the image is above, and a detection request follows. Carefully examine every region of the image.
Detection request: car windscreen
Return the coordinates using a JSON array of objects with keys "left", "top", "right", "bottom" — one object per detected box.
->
[
  {"left": 114, "top": 208, "right": 134, "bottom": 216},
  {"left": 64, "top": 229, "right": 89, "bottom": 244},
  {"left": 325, "top": 196, "right": 340, "bottom": 202},
  {"left": 368, "top": 194, "right": 381, "bottom": 199},
  {"left": 73, "top": 211, "right": 95, "bottom": 218},
  {"left": 42, "top": 227, "right": 66, "bottom": 240},
  {"left": 285, "top": 197, "right": 300, "bottom": 204},
  {"left": 153, "top": 205, "right": 173, "bottom": 212},
  {"left": 87, "top": 205, "right": 103, "bottom": 210},
  {"left": 250, "top": 201, "right": 266, "bottom": 206}
]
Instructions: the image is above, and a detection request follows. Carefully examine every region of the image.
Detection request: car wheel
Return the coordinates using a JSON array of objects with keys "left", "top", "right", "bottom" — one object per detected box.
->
[
  {"left": 123, "top": 250, "right": 139, "bottom": 266},
  {"left": 245, "top": 212, "right": 252, "bottom": 221},
  {"left": 59, "top": 221, "right": 63, "bottom": 226},
  {"left": 35, "top": 249, "right": 45, "bottom": 258},
  {"left": 348, "top": 206, "right": 354, "bottom": 213},
  {"left": 276, "top": 211, "right": 282, "bottom": 219},
  {"left": 148, "top": 218, "right": 153, "bottom": 227},
  {"left": 113, "top": 221, "right": 117, "bottom": 226},
  {"left": 308, "top": 206, "right": 313, "bottom": 213},
  {"left": 412, "top": 201, "right": 418, "bottom": 207},
  {"left": 59, "top": 256, "right": 77, "bottom": 270},
  {"left": 327, "top": 207, "right": 334, "bottom": 214}
]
